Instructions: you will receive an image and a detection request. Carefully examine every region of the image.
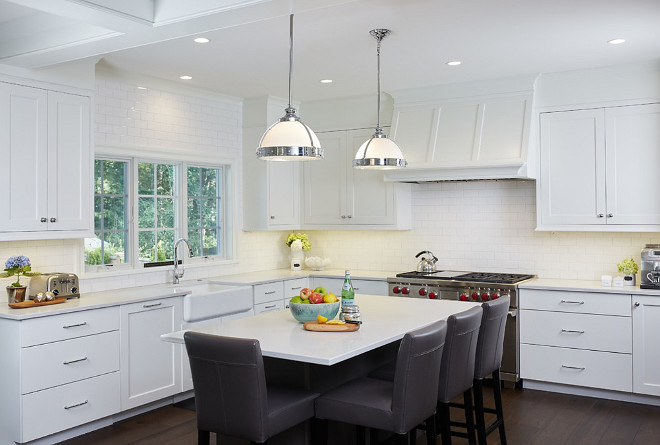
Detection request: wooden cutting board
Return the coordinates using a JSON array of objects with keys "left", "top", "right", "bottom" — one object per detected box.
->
[
  {"left": 9, "top": 298, "right": 67, "bottom": 309},
  {"left": 303, "top": 321, "right": 360, "bottom": 332}
]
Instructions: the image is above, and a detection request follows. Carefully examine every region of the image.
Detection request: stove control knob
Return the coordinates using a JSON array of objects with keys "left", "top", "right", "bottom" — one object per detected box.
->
[
  {"left": 419, "top": 288, "right": 427, "bottom": 296},
  {"left": 459, "top": 294, "right": 468, "bottom": 301},
  {"left": 491, "top": 292, "right": 500, "bottom": 300},
  {"left": 401, "top": 287, "right": 410, "bottom": 295},
  {"left": 481, "top": 292, "right": 490, "bottom": 301},
  {"left": 392, "top": 286, "right": 401, "bottom": 294},
  {"left": 428, "top": 291, "right": 438, "bottom": 299},
  {"left": 471, "top": 292, "right": 479, "bottom": 301}
]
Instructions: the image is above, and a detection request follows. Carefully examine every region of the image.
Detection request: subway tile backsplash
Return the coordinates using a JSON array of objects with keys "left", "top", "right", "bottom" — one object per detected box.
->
[{"left": 2, "top": 75, "right": 658, "bottom": 301}]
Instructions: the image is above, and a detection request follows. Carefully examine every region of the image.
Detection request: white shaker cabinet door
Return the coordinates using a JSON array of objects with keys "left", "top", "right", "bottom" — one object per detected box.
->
[
  {"left": 605, "top": 103, "right": 660, "bottom": 225},
  {"left": 120, "top": 298, "right": 182, "bottom": 410},
  {"left": 0, "top": 83, "right": 48, "bottom": 231},
  {"left": 539, "top": 109, "right": 606, "bottom": 226},
  {"left": 267, "top": 161, "right": 300, "bottom": 226},
  {"left": 632, "top": 295, "right": 660, "bottom": 396},
  {"left": 47, "top": 91, "right": 91, "bottom": 231}
]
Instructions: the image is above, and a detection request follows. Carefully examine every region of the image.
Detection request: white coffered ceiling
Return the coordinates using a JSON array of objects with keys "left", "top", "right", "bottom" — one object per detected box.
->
[{"left": 1, "top": 0, "right": 660, "bottom": 101}]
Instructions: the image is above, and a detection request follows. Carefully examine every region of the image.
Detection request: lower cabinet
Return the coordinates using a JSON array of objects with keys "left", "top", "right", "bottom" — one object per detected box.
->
[
  {"left": 632, "top": 295, "right": 660, "bottom": 396},
  {"left": 520, "top": 289, "right": 633, "bottom": 393},
  {"left": 310, "top": 276, "right": 388, "bottom": 296},
  {"left": 120, "top": 297, "right": 182, "bottom": 410}
]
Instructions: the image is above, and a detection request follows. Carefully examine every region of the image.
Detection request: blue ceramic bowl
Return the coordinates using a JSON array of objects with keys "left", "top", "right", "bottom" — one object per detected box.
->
[{"left": 289, "top": 301, "right": 340, "bottom": 323}]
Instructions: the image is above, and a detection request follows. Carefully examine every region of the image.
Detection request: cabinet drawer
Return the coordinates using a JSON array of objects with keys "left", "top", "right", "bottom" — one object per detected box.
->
[
  {"left": 21, "top": 371, "right": 120, "bottom": 443},
  {"left": 283, "top": 277, "right": 309, "bottom": 296},
  {"left": 519, "top": 289, "right": 630, "bottom": 316},
  {"left": 521, "top": 310, "right": 631, "bottom": 353},
  {"left": 21, "top": 306, "right": 120, "bottom": 347},
  {"left": 521, "top": 344, "right": 631, "bottom": 392},
  {"left": 254, "top": 281, "right": 284, "bottom": 305},
  {"left": 21, "top": 331, "right": 120, "bottom": 394},
  {"left": 254, "top": 300, "right": 284, "bottom": 314},
  {"left": 352, "top": 279, "right": 388, "bottom": 296}
]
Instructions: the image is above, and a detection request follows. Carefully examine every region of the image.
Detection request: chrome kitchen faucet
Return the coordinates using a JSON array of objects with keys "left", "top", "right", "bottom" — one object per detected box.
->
[{"left": 173, "top": 238, "right": 194, "bottom": 284}]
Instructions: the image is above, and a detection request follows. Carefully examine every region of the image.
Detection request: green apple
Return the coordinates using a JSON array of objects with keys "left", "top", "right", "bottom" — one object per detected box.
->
[
  {"left": 314, "top": 286, "right": 328, "bottom": 296},
  {"left": 290, "top": 296, "right": 303, "bottom": 304},
  {"left": 301, "top": 299, "right": 311, "bottom": 304}
]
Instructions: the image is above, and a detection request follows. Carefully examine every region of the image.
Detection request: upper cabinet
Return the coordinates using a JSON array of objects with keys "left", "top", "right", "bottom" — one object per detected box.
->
[
  {"left": 302, "top": 129, "right": 411, "bottom": 229},
  {"left": 0, "top": 82, "right": 92, "bottom": 240},
  {"left": 538, "top": 102, "right": 660, "bottom": 230},
  {"left": 384, "top": 88, "right": 534, "bottom": 182}
]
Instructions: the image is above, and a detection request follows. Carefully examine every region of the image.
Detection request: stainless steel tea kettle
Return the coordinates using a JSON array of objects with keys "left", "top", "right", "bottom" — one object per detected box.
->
[{"left": 416, "top": 250, "right": 438, "bottom": 273}]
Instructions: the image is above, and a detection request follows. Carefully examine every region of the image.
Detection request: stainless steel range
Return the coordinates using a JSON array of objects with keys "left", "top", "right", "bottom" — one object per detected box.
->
[{"left": 387, "top": 270, "right": 535, "bottom": 383}]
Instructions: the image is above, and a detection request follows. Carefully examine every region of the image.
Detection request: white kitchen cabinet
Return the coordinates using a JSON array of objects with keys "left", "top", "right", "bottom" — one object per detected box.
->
[
  {"left": 520, "top": 289, "right": 632, "bottom": 392},
  {"left": 120, "top": 297, "right": 182, "bottom": 410},
  {"left": 302, "top": 129, "right": 410, "bottom": 228},
  {"left": 632, "top": 295, "right": 660, "bottom": 396},
  {"left": 253, "top": 278, "right": 310, "bottom": 313},
  {"left": 0, "top": 82, "right": 92, "bottom": 239},
  {"left": 0, "top": 306, "right": 120, "bottom": 444},
  {"left": 538, "top": 102, "right": 660, "bottom": 230}
]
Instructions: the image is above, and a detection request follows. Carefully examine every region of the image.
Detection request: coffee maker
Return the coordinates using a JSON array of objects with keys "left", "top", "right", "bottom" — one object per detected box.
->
[{"left": 641, "top": 245, "right": 660, "bottom": 289}]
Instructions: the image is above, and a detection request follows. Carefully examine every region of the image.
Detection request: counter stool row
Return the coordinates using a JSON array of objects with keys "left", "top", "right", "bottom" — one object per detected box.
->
[{"left": 183, "top": 296, "right": 509, "bottom": 445}]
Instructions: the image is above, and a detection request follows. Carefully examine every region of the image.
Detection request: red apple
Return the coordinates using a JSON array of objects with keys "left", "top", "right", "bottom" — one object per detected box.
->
[
  {"left": 309, "top": 292, "right": 324, "bottom": 304},
  {"left": 300, "top": 288, "right": 314, "bottom": 300}
]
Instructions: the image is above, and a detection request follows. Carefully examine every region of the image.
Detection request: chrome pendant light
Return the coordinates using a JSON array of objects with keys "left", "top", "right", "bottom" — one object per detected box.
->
[
  {"left": 257, "top": 14, "right": 323, "bottom": 161},
  {"left": 353, "top": 29, "right": 406, "bottom": 169}
]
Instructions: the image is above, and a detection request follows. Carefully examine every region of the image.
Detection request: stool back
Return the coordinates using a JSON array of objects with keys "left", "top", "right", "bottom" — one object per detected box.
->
[
  {"left": 437, "top": 306, "right": 483, "bottom": 403},
  {"left": 474, "top": 296, "right": 510, "bottom": 380},
  {"left": 392, "top": 320, "right": 447, "bottom": 432},
  {"left": 184, "top": 332, "right": 268, "bottom": 442}
]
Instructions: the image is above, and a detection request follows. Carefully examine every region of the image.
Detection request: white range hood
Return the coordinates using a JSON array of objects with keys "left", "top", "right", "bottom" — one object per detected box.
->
[{"left": 383, "top": 76, "right": 537, "bottom": 182}]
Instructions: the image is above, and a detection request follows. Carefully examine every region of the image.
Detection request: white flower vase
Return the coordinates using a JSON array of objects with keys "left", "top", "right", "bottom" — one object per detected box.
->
[
  {"left": 623, "top": 274, "right": 636, "bottom": 286},
  {"left": 290, "top": 247, "right": 304, "bottom": 271}
]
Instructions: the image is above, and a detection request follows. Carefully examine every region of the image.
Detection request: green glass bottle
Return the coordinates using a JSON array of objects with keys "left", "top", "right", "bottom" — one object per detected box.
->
[{"left": 341, "top": 270, "right": 355, "bottom": 306}]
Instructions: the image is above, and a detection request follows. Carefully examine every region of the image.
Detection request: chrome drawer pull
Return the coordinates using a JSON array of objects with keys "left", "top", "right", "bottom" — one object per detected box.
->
[
  {"left": 560, "top": 300, "right": 584, "bottom": 305},
  {"left": 63, "top": 322, "right": 87, "bottom": 329},
  {"left": 143, "top": 302, "right": 162, "bottom": 308},
  {"left": 264, "top": 291, "right": 276, "bottom": 295},
  {"left": 561, "top": 364, "right": 586, "bottom": 371},
  {"left": 265, "top": 304, "right": 276, "bottom": 309},
  {"left": 63, "top": 357, "right": 88, "bottom": 365},
  {"left": 64, "top": 400, "right": 89, "bottom": 410},
  {"left": 561, "top": 329, "right": 585, "bottom": 334},
  {"left": 290, "top": 286, "right": 302, "bottom": 290}
]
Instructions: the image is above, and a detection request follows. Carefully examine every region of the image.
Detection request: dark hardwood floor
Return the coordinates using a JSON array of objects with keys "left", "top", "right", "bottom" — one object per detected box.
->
[{"left": 60, "top": 386, "right": 660, "bottom": 445}]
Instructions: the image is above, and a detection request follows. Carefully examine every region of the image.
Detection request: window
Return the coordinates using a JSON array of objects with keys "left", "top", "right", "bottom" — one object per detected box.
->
[
  {"left": 85, "top": 158, "right": 231, "bottom": 271},
  {"left": 85, "top": 159, "right": 129, "bottom": 266},
  {"left": 187, "top": 166, "right": 223, "bottom": 257}
]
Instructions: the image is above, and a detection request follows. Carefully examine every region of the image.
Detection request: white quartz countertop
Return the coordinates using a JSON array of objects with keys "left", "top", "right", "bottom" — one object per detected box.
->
[
  {"left": 162, "top": 294, "right": 480, "bottom": 366},
  {"left": 519, "top": 278, "right": 660, "bottom": 296},
  {"left": 209, "top": 268, "right": 399, "bottom": 285}
]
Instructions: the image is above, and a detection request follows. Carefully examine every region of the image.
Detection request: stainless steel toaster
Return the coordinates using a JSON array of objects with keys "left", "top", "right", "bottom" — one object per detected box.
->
[
  {"left": 641, "top": 245, "right": 660, "bottom": 290},
  {"left": 29, "top": 273, "right": 80, "bottom": 299}
]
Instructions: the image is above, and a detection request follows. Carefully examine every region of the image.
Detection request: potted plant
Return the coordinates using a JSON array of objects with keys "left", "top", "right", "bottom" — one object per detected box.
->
[
  {"left": 1, "top": 255, "right": 39, "bottom": 304},
  {"left": 617, "top": 258, "right": 639, "bottom": 286}
]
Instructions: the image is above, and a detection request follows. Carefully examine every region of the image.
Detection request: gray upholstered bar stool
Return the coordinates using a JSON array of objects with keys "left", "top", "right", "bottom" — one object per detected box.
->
[
  {"left": 315, "top": 321, "right": 448, "bottom": 445},
  {"left": 473, "top": 297, "right": 510, "bottom": 445},
  {"left": 183, "top": 332, "right": 320, "bottom": 445},
  {"left": 435, "top": 305, "right": 483, "bottom": 445}
]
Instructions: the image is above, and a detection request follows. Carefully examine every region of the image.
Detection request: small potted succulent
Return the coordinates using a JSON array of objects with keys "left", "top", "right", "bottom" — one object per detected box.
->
[
  {"left": 1, "top": 255, "right": 40, "bottom": 304},
  {"left": 617, "top": 258, "right": 639, "bottom": 286}
]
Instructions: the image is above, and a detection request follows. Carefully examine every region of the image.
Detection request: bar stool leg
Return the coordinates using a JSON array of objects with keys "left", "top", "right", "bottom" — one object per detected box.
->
[
  {"left": 463, "top": 389, "right": 477, "bottom": 445},
  {"left": 493, "top": 370, "right": 507, "bottom": 445},
  {"left": 437, "top": 402, "right": 452, "bottom": 445},
  {"left": 198, "top": 430, "right": 210, "bottom": 445},
  {"left": 356, "top": 425, "right": 367, "bottom": 445},
  {"left": 424, "top": 414, "right": 436, "bottom": 445},
  {"left": 473, "top": 379, "right": 487, "bottom": 445}
]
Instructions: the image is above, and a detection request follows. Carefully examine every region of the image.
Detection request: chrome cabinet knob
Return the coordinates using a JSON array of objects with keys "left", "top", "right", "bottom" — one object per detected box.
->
[
  {"left": 635, "top": 302, "right": 640, "bottom": 307},
  {"left": 347, "top": 215, "right": 352, "bottom": 219},
  {"left": 40, "top": 217, "right": 47, "bottom": 223},
  {"left": 270, "top": 216, "right": 275, "bottom": 219},
  {"left": 341, "top": 215, "right": 346, "bottom": 219},
  {"left": 50, "top": 217, "right": 57, "bottom": 223},
  {"left": 597, "top": 214, "right": 604, "bottom": 218},
  {"left": 607, "top": 213, "right": 613, "bottom": 218}
]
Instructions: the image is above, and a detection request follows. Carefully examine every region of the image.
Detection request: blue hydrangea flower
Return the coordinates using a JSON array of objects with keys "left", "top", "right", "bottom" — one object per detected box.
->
[{"left": 5, "top": 255, "right": 30, "bottom": 269}]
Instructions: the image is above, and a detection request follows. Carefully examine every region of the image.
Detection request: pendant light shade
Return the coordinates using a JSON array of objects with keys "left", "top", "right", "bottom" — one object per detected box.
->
[
  {"left": 257, "top": 14, "right": 323, "bottom": 161},
  {"left": 353, "top": 29, "right": 406, "bottom": 170}
]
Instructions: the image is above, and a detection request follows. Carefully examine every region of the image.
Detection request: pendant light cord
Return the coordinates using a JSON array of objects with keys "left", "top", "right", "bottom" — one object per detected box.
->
[
  {"left": 288, "top": 14, "right": 294, "bottom": 110},
  {"left": 376, "top": 33, "right": 382, "bottom": 131}
]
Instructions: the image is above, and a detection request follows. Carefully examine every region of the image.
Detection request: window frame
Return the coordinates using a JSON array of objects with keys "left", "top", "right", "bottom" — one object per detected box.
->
[{"left": 84, "top": 152, "right": 234, "bottom": 275}]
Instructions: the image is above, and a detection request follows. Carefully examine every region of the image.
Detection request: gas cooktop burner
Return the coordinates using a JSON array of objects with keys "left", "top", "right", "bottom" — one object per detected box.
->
[{"left": 395, "top": 271, "right": 535, "bottom": 285}]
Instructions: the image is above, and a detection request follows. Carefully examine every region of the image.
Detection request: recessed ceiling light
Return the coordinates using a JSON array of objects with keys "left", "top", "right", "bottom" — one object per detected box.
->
[
  {"left": 320, "top": 79, "right": 333, "bottom": 84},
  {"left": 447, "top": 61, "right": 462, "bottom": 66},
  {"left": 608, "top": 38, "right": 626, "bottom": 45},
  {"left": 179, "top": 75, "right": 193, "bottom": 80},
  {"left": 194, "top": 37, "right": 210, "bottom": 44},
  {"left": 137, "top": 86, "right": 147, "bottom": 90}
]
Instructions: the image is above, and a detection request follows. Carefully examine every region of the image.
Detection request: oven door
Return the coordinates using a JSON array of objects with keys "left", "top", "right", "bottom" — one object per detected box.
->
[{"left": 500, "top": 308, "right": 519, "bottom": 382}]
